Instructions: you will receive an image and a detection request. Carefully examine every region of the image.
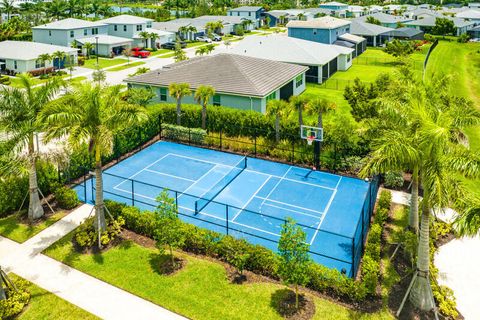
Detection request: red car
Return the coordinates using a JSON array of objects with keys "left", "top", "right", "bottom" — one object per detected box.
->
[{"left": 131, "top": 47, "right": 151, "bottom": 58}]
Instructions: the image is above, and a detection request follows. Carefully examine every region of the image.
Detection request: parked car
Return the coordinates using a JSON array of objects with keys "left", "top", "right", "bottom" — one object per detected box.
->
[
  {"left": 210, "top": 33, "right": 222, "bottom": 41},
  {"left": 161, "top": 41, "right": 187, "bottom": 50},
  {"left": 196, "top": 36, "right": 212, "bottom": 43},
  {"left": 130, "top": 47, "right": 151, "bottom": 58}
]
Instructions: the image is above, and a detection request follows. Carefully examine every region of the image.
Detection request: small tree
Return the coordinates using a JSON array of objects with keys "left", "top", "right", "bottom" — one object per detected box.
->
[
  {"left": 154, "top": 190, "right": 185, "bottom": 268},
  {"left": 83, "top": 42, "right": 94, "bottom": 59},
  {"left": 37, "top": 53, "right": 51, "bottom": 75},
  {"left": 51, "top": 50, "right": 66, "bottom": 71},
  {"left": 267, "top": 99, "right": 289, "bottom": 143},
  {"left": 122, "top": 48, "right": 132, "bottom": 65},
  {"left": 92, "top": 66, "right": 106, "bottom": 84},
  {"left": 278, "top": 217, "right": 311, "bottom": 309},
  {"left": 384, "top": 39, "right": 414, "bottom": 59},
  {"left": 204, "top": 44, "right": 215, "bottom": 54},
  {"left": 432, "top": 17, "right": 455, "bottom": 37},
  {"left": 173, "top": 41, "right": 188, "bottom": 62},
  {"left": 126, "top": 87, "right": 155, "bottom": 107},
  {"left": 194, "top": 85, "right": 215, "bottom": 129},
  {"left": 149, "top": 32, "right": 159, "bottom": 50},
  {"left": 169, "top": 82, "right": 191, "bottom": 125},
  {"left": 138, "top": 31, "right": 150, "bottom": 48}
]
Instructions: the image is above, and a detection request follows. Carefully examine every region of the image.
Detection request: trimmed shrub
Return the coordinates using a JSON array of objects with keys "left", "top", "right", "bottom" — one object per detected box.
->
[
  {"left": 0, "top": 277, "right": 30, "bottom": 319},
  {"left": 361, "top": 255, "right": 379, "bottom": 294},
  {"left": 377, "top": 190, "right": 392, "bottom": 211},
  {"left": 74, "top": 216, "right": 125, "bottom": 249},
  {"left": 384, "top": 171, "right": 404, "bottom": 189},
  {"left": 54, "top": 186, "right": 80, "bottom": 209},
  {"left": 162, "top": 123, "right": 206, "bottom": 144}
]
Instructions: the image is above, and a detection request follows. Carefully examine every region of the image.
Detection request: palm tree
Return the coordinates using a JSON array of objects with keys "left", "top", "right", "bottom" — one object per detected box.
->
[
  {"left": 1, "top": 0, "right": 16, "bottom": 20},
  {"left": 83, "top": 42, "right": 94, "bottom": 59},
  {"left": 204, "top": 44, "right": 215, "bottom": 54},
  {"left": 289, "top": 95, "right": 308, "bottom": 127},
  {"left": 41, "top": 84, "right": 147, "bottom": 247},
  {"left": 169, "top": 83, "right": 191, "bottom": 125},
  {"left": 38, "top": 53, "right": 52, "bottom": 75},
  {"left": 0, "top": 74, "right": 62, "bottom": 222},
  {"left": 194, "top": 85, "right": 215, "bottom": 129},
  {"left": 46, "top": 0, "right": 66, "bottom": 19},
  {"left": 267, "top": 99, "right": 289, "bottom": 143},
  {"left": 361, "top": 76, "right": 480, "bottom": 311},
  {"left": 187, "top": 25, "right": 197, "bottom": 40},
  {"left": 138, "top": 31, "right": 150, "bottom": 48},
  {"left": 149, "top": 32, "right": 159, "bottom": 50},
  {"left": 195, "top": 46, "right": 207, "bottom": 56},
  {"left": 241, "top": 19, "right": 253, "bottom": 30},
  {"left": 52, "top": 50, "right": 66, "bottom": 71},
  {"left": 178, "top": 25, "right": 189, "bottom": 40}
]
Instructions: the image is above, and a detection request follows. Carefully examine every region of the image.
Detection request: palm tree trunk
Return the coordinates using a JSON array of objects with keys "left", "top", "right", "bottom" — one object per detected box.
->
[
  {"left": 409, "top": 195, "right": 435, "bottom": 311},
  {"left": 275, "top": 115, "right": 280, "bottom": 143},
  {"left": 176, "top": 98, "right": 181, "bottom": 125},
  {"left": 409, "top": 168, "right": 419, "bottom": 233},
  {"left": 93, "top": 145, "right": 106, "bottom": 235},
  {"left": 298, "top": 106, "right": 303, "bottom": 127},
  {"left": 201, "top": 103, "right": 206, "bottom": 129},
  {"left": 27, "top": 135, "right": 44, "bottom": 221}
]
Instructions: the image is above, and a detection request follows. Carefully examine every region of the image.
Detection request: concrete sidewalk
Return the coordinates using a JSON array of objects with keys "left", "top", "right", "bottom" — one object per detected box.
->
[{"left": 1, "top": 204, "right": 185, "bottom": 320}]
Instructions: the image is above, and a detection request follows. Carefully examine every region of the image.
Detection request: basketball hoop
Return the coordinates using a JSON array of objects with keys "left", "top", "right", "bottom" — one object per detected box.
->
[{"left": 307, "top": 135, "right": 315, "bottom": 146}]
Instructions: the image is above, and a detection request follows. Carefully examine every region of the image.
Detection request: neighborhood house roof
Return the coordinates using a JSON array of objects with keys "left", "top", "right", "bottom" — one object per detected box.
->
[
  {"left": 76, "top": 34, "right": 133, "bottom": 45},
  {"left": 98, "top": 14, "right": 153, "bottom": 24},
  {"left": 286, "top": 16, "right": 350, "bottom": 29},
  {"left": 133, "top": 28, "right": 173, "bottom": 39},
  {"left": 194, "top": 15, "right": 246, "bottom": 24},
  {"left": 354, "top": 12, "right": 412, "bottom": 24},
  {"left": 320, "top": 2, "right": 348, "bottom": 7},
  {"left": 350, "top": 21, "right": 394, "bottom": 36},
  {"left": 32, "top": 18, "right": 107, "bottom": 30},
  {"left": 228, "top": 6, "right": 263, "bottom": 12},
  {"left": 456, "top": 9, "right": 480, "bottom": 19},
  {"left": 125, "top": 53, "right": 308, "bottom": 97},
  {"left": 404, "top": 15, "right": 474, "bottom": 28},
  {"left": 227, "top": 35, "right": 353, "bottom": 66},
  {"left": 338, "top": 33, "right": 365, "bottom": 43},
  {"left": 389, "top": 27, "right": 424, "bottom": 37},
  {"left": 0, "top": 40, "right": 77, "bottom": 60}
]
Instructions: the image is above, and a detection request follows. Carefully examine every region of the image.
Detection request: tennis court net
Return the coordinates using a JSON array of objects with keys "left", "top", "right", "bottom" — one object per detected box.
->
[{"left": 195, "top": 156, "right": 247, "bottom": 215}]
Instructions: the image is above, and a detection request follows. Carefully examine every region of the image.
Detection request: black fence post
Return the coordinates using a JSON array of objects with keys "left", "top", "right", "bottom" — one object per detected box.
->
[
  {"left": 158, "top": 116, "right": 162, "bottom": 139},
  {"left": 291, "top": 141, "right": 295, "bottom": 164},
  {"left": 226, "top": 205, "right": 229, "bottom": 235},
  {"left": 188, "top": 127, "right": 191, "bottom": 145},
  {"left": 351, "top": 237, "right": 355, "bottom": 277},
  {"left": 131, "top": 179, "right": 135, "bottom": 206},
  {"left": 254, "top": 132, "right": 257, "bottom": 157},
  {"left": 91, "top": 173, "right": 95, "bottom": 204},
  {"left": 175, "top": 190, "right": 178, "bottom": 209},
  {"left": 83, "top": 167, "right": 87, "bottom": 203}
]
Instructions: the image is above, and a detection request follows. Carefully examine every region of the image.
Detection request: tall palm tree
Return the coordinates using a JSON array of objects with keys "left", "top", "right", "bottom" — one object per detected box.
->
[
  {"left": 289, "top": 95, "right": 308, "bottom": 127},
  {"left": 38, "top": 53, "right": 52, "bottom": 75},
  {"left": 149, "top": 32, "right": 159, "bottom": 50},
  {"left": 361, "top": 76, "right": 480, "bottom": 311},
  {"left": 41, "top": 84, "right": 147, "bottom": 246},
  {"left": 52, "top": 50, "right": 66, "bottom": 71},
  {"left": 83, "top": 42, "right": 94, "bottom": 59},
  {"left": 267, "top": 99, "right": 289, "bottom": 143},
  {"left": 138, "top": 31, "right": 150, "bottom": 48},
  {"left": 46, "top": 0, "right": 66, "bottom": 19},
  {"left": 194, "top": 85, "right": 215, "bottom": 129},
  {"left": 168, "top": 83, "right": 191, "bottom": 125},
  {"left": 178, "top": 25, "right": 189, "bottom": 40},
  {"left": 0, "top": 74, "right": 62, "bottom": 221},
  {"left": 1, "top": 0, "right": 16, "bottom": 20}
]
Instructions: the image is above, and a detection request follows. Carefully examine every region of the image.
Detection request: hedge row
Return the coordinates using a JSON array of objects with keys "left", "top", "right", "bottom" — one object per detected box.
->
[
  {"left": 105, "top": 200, "right": 370, "bottom": 302},
  {"left": 361, "top": 190, "right": 391, "bottom": 296}
]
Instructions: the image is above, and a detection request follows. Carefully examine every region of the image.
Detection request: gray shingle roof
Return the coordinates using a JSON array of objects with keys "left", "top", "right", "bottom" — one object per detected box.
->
[
  {"left": 354, "top": 12, "right": 412, "bottom": 24},
  {"left": 125, "top": 53, "right": 308, "bottom": 97},
  {"left": 389, "top": 27, "right": 424, "bottom": 37},
  {"left": 228, "top": 6, "right": 263, "bottom": 12},
  {"left": 350, "top": 20, "right": 394, "bottom": 36}
]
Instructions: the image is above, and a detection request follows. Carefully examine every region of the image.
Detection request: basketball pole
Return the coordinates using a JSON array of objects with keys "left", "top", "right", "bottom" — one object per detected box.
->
[{"left": 313, "top": 140, "right": 320, "bottom": 170}]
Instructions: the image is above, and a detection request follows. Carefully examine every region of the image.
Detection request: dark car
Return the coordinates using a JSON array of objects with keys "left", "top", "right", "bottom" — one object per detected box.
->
[{"left": 161, "top": 41, "right": 187, "bottom": 50}]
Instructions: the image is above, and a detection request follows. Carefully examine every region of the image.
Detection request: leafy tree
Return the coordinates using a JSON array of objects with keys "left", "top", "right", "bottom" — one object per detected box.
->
[
  {"left": 41, "top": 83, "right": 147, "bottom": 247},
  {"left": 169, "top": 83, "right": 191, "bottom": 125},
  {"left": 267, "top": 99, "right": 290, "bottom": 143},
  {"left": 194, "top": 85, "right": 216, "bottom": 129},
  {"left": 195, "top": 46, "right": 207, "bottom": 56},
  {"left": 289, "top": 95, "right": 308, "bottom": 127},
  {"left": 278, "top": 217, "right": 311, "bottom": 309},
  {"left": 154, "top": 190, "right": 185, "bottom": 267},
  {"left": 138, "top": 31, "right": 150, "bottom": 48},
  {"left": 1, "top": 0, "right": 16, "bottom": 20},
  {"left": 92, "top": 65, "right": 106, "bottom": 84},
  {"left": 432, "top": 17, "right": 455, "bottom": 37},
  {"left": 366, "top": 16, "right": 381, "bottom": 25},
  {"left": 384, "top": 39, "right": 415, "bottom": 58},
  {"left": 173, "top": 41, "right": 188, "bottom": 62},
  {"left": 0, "top": 74, "right": 62, "bottom": 221},
  {"left": 122, "top": 47, "right": 132, "bottom": 64},
  {"left": 204, "top": 44, "right": 215, "bottom": 54}
]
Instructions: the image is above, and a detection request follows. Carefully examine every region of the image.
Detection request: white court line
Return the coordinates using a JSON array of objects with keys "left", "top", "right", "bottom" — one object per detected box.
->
[
  {"left": 259, "top": 167, "right": 292, "bottom": 210},
  {"left": 309, "top": 176, "right": 343, "bottom": 245},
  {"left": 256, "top": 196, "right": 323, "bottom": 216},
  {"left": 143, "top": 169, "right": 196, "bottom": 182},
  {"left": 176, "top": 164, "right": 219, "bottom": 200},
  {"left": 112, "top": 153, "right": 173, "bottom": 189},
  {"left": 231, "top": 176, "right": 272, "bottom": 222},
  {"left": 244, "top": 169, "right": 336, "bottom": 191},
  {"left": 261, "top": 202, "right": 322, "bottom": 219}
]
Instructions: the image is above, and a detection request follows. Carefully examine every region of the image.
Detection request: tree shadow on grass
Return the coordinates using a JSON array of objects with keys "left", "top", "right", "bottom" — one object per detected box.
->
[
  {"left": 148, "top": 252, "right": 185, "bottom": 276},
  {"left": 270, "top": 288, "right": 315, "bottom": 320}
]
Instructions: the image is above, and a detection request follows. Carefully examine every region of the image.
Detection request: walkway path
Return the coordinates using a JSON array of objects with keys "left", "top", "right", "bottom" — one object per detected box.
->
[{"left": 1, "top": 204, "right": 185, "bottom": 320}]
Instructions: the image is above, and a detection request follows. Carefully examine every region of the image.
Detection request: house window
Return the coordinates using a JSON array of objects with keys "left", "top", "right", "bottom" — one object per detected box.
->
[
  {"left": 159, "top": 88, "right": 167, "bottom": 101},
  {"left": 265, "top": 91, "right": 276, "bottom": 103},
  {"left": 92, "top": 28, "right": 98, "bottom": 35},
  {"left": 147, "top": 22, "right": 152, "bottom": 28},
  {"left": 70, "top": 30, "right": 74, "bottom": 38},
  {"left": 136, "top": 25, "right": 142, "bottom": 31},
  {"left": 114, "top": 25, "right": 117, "bottom": 31},
  {"left": 84, "top": 29, "right": 88, "bottom": 35},
  {"left": 213, "top": 95, "right": 221, "bottom": 106},
  {"left": 313, "top": 29, "right": 317, "bottom": 35},
  {"left": 35, "top": 59, "right": 45, "bottom": 69},
  {"left": 123, "top": 25, "right": 127, "bottom": 32},
  {"left": 347, "top": 54, "right": 351, "bottom": 62},
  {"left": 295, "top": 74, "right": 303, "bottom": 88},
  {"left": 48, "top": 30, "right": 51, "bottom": 36},
  {"left": 14, "top": 60, "right": 17, "bottom": 69},
  {"left": 249, "top": 12, "right": 251, "bottom": 16}
]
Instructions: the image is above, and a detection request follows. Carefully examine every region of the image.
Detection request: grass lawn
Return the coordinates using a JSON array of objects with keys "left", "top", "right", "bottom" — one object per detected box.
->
[
  {"left": 149, "top": 49, "right": 170, "bottom": 56},
  {"left": 186, "top": 41, "right": 205, "bottom": 48},
  {"left": 82, "top": 57, "right": 128, "bottom": 69},
  {"left": 108, "top": 61, "right": 145, "bottom": 72},
  {"left": 44, "top": 233, "right": 393, "bottom": 320},
  {"left": 66, "top": 76, "right": 87, "bottom": 85},
  {"left": 158, "top": 52, "right": 175, "bottom": 59},
  {"left": 8, "top": 76, "right": 44, "bottom": 87},
  {"left": 9, "top": 274, "right": 98, "bottom": 320},
  {"left": 0, "top": 210, "right": 68, "bottom": 243}
]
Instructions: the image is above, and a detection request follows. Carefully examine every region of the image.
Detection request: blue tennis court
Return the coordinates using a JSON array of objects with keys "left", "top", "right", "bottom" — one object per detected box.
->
[{"left": 75, "top": 141, "right": 377, "bottom": 277}]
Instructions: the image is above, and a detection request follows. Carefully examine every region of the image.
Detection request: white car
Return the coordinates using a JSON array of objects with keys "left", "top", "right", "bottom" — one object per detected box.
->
[{"left": 196, "top": 36, "right": 212, "bottom": 43}]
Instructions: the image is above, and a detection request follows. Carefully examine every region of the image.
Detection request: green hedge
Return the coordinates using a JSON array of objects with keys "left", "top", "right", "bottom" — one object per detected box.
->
[
  {"left": 0, "top": 276, "right": 30, "bottom": 319},
  {"left": 105, "top": 200, "right": 368, "bottom": 302}
]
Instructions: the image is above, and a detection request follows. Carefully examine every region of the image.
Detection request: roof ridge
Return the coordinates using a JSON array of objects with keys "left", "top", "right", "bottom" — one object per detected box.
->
[{"left": 226, "top": 54, "right": 263, "bottom": 96}]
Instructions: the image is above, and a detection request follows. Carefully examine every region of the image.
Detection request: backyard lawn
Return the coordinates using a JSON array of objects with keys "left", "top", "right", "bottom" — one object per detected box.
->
[
  {"left": 82, "top": 57, "right": 128, "bottom": 69},
  {"left": 0, "top": 210, "right": 68, "bottom": 243},
  {"left": 10, "top": 274, "right": 98, "bottom": 320},
  {"left": 44, "top": 233, "right": 393, "bottom": 320}
]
